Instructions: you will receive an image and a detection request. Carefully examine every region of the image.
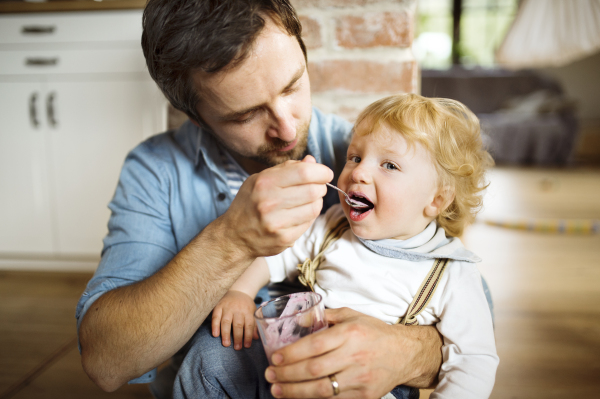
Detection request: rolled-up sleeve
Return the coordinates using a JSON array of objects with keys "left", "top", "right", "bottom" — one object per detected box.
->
[{"left": 75, "top": 143, "right": 179, "bottom": 383}]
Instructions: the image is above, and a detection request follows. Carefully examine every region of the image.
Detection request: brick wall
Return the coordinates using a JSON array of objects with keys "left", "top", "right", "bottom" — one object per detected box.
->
[
  {"left": 294, "top": 0, "right": 418, "bottom": 122},
  {"left": 167, "top": 0, "right": 418, "bottom": 129}
]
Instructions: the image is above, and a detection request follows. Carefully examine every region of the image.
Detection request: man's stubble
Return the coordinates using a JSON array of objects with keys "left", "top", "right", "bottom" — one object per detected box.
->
[{"left": 220, "top": 118, "right": 311, "bottom": 168}]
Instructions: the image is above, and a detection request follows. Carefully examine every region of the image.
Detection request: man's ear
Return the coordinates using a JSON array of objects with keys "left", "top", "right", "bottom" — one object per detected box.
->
[{"left": 425, "top": 186, "right": 455, "bottom": 218}]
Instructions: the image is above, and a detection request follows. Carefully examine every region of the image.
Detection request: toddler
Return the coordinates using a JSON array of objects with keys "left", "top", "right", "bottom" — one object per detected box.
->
[{"left": 212, "top": 93, "right": 498, "bottom": 398}]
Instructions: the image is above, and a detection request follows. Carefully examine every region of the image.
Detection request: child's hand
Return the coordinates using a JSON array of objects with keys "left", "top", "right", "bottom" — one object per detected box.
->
[{"left": 212, "top": 290, "right": 258, "bottom": 350}]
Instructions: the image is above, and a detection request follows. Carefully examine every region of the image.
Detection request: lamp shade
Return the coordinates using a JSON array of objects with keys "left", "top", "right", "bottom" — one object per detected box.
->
[{"left": 496, "top": 0, "right": 600, "bottom": 68}]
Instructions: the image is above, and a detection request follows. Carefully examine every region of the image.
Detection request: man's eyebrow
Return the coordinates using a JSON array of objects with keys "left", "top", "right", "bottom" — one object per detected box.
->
[
  {"left": 219, "top": 64, "right": 306, "bottom": 122},
  {"left": 282, "top": 64, "right": 305, "bottom": 92}
]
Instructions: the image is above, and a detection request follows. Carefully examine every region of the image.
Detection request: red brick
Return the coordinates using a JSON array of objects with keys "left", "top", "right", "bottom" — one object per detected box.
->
[
  {"left": 308, "top": 59, "right": 417, "bottom": 93},
  {"left": 336, "top": 12, "right": 412, "bottom": 48},
  {"left": 299, "top": 15, "right": 322, "bottom": 49}
]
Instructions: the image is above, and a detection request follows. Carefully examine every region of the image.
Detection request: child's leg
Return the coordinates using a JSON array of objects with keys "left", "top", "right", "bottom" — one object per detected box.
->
[{"left": 171, "top": 287, "right": 273, "bottom": 399}]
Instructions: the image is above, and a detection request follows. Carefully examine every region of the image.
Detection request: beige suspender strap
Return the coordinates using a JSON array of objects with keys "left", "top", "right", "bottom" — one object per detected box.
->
[
  {"left": 398, "top": 258, "right": 449, "bottom": 326},
  {"left": 297, "top": 217, "right": 448, "bottom": 325},
  {"left": 298, "top": 217, "right": 351, "bottom": 291}
]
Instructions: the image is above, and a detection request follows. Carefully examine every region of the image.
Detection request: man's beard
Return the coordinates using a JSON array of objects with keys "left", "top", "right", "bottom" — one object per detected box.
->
[{"left": 250, "top": 121, "right": 310, "bottom": 167}]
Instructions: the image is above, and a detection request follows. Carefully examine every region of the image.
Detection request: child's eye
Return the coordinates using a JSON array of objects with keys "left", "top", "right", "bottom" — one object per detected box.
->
[
  {"left": 383, "top": 162, "right": 398, "bottom": 170},
  {"left": 349, "top": 156, "right": 361, "bottom": 163}
]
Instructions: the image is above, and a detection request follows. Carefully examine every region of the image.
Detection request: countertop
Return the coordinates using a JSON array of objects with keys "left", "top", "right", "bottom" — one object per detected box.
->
[{"left": 0, "top": 0, "right": 146, "bottom": 13}]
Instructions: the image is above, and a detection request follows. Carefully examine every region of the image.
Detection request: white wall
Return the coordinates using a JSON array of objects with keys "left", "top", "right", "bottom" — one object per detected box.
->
[{"left": 539, "top": 51, "right": 600, "bottom": 121}]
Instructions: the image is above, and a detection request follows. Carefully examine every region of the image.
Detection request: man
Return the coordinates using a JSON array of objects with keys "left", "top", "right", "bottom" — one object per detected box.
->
[{"left": 77, "top": 0, "right": 447, "bottom": 397}]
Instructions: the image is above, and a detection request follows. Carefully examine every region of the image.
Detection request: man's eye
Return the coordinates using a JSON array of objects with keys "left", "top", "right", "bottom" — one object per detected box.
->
[
  {"left": 383, "top": 162, "right": 398, "bottom": 170},
  {"left": 234, "top": 112, "right": 256, "bottom": 124}
]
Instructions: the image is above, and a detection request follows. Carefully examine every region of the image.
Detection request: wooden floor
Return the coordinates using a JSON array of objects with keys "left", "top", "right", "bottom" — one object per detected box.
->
[{"left": 1, "top": 167, "right": 599, "bottom": 398}]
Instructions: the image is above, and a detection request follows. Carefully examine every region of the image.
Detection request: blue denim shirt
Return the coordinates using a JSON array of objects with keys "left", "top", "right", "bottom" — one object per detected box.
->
[{"left": 75, "top": 108, "right": 353, "bottom": 383}]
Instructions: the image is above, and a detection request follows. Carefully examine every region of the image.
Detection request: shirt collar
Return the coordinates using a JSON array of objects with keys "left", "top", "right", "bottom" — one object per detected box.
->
[{"left": 358, "top": 221, "right": 481, "bottom": 263}]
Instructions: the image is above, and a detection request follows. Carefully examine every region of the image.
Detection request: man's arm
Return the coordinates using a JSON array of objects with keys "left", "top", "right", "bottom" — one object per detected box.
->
[
  {"left": 265, "top": 307, "right": 442, "bottom": 398},
  {"left": 79, "top": 156, "right": 333, "bottom": 392}
]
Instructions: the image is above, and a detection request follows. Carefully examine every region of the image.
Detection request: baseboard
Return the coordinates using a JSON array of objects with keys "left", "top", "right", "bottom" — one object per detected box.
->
[{"left": 0, "top": 255, "right": 99, "bottom": 272}]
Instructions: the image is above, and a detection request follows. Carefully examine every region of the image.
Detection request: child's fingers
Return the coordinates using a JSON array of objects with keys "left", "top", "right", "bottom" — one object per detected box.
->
[
  {"left": 253, "top": 324, "right": 259, "bottom": 340},
  {"left": 211, "top": 308, "right": 222, "bottom": 338},
  {"left": 244, "top": 319, "right": 254, "bottom": 348},
  {"left": 232, "top": 313, "right": 245, "bottom": 350},
  {"left": 220, "top": 314, "right": 233, "bottom": 347}
]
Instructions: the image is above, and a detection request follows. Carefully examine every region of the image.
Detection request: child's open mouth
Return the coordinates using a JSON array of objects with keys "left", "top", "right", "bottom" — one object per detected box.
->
[{"left": 348, "top": 192, "right": 374, "bottom": 221}]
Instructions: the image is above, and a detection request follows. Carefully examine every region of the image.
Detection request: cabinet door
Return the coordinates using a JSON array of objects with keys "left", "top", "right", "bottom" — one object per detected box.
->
[
  {"left": 0, "top": 81, "right": 55, "bottom": 253},
  {"left": 47, "top": 79, "right": 162, "bottom": 255}
]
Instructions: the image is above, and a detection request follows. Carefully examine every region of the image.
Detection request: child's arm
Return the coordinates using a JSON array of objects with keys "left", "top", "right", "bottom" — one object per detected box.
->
[
  {"left": 211, "top": 257, "right": 270, "bottom": 350},
  {"left": 432, "top": 267, "right": 499, "bottom": 399}
]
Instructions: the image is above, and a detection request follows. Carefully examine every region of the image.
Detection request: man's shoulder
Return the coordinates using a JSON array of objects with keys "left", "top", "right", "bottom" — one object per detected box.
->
[
  {"left": 310, "top": 107, "right": 353, "bottom": 139},
  {"left": 128, "top": 120, "right": 198, "bottom": 166}
]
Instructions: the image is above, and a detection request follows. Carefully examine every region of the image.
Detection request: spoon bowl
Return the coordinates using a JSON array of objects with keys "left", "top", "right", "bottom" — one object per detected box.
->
[{"left": 326, "top": 183, "right": 370, "bottom": 209}]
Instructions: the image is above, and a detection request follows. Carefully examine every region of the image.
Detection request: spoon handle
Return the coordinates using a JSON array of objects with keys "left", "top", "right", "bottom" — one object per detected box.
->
[{"left": 325, "top": 183, "right": 347, "bottom": 197}]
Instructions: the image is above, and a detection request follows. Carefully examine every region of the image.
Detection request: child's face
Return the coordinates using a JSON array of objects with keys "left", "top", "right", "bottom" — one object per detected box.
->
[{"left": 338, "top": 121, "right": 441, "bottom": 240}]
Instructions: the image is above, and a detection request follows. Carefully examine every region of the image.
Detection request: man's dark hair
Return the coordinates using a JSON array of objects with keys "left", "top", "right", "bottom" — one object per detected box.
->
[{"left": 142, "top": 0, "right": 307, "bottom": 124}]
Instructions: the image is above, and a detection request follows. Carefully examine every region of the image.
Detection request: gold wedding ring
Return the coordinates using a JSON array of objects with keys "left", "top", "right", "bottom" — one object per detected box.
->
[{"left": 328, "top": 374, "right": 340, "bottom": 396}]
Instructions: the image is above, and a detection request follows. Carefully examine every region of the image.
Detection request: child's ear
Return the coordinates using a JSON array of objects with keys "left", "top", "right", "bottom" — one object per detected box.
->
[{"left": 425, "top": 186, "right": 455, "bottom": 217}]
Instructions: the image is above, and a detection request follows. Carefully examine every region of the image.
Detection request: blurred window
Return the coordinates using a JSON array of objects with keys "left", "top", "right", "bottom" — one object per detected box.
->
[{"left": 415, "top": 0, "right": 519, "bottom": 69}]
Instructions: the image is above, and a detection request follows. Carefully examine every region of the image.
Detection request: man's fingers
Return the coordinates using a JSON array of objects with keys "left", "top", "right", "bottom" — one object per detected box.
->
[
  {"left": 270, "top": 374, "right": 348, "bottom": 399},
  {"left": 267, "top": 342, "right": 351, "bottom": 385},
  {"left": 324, "top": 307, "right": 362, "bottom": 325},
  {"left": 271, "top": 183, "right": 328, "bottom": 210},
  {"left": 260, "top": 200, "right": 323, "bottom": 237},
  {"left": 266, "top": 159, "right": 333, "bottom": 188},
  {"left": 271, "top": 327, "right": 344, "bottom": 368}
]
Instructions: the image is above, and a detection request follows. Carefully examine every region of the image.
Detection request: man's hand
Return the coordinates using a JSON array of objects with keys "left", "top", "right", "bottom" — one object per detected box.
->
[
  {"left": 226, "top": 155, "right": 333, "bottom": 258},
  {"left": 211, "top": 290, "right": 259, "bottom": 350},
  {"left": 79, "top": 155, "right": 331, "bottom": 392},
  {"left": 264, "top": 307, "right": 443, "bottom": 398}
]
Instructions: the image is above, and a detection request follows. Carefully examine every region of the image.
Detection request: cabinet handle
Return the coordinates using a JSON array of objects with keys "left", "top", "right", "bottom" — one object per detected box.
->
[
  {"left": 26, "top": 58, "right": 58, "bottom": 67},
  {"left": 29, "top": 92, "right": 40, "bottom": 129},
  {"left": 22, "top": 25, "right": 56, "bottom": 35},
  {"left": 47, "top": 92, "right": 58, "bottom": 128}
]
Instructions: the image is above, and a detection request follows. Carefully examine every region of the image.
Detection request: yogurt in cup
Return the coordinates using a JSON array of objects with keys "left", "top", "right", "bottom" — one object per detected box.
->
[{"left": 254, "top": 292, "right": 327, "bottom": 364}]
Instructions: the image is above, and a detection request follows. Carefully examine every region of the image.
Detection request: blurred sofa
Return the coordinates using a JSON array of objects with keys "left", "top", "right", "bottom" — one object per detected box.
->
[{"left": 421, "top": 67, "right": 578, "bottom": 166}]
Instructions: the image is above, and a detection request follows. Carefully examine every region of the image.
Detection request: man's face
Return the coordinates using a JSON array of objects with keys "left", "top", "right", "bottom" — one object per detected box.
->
[{"left": 193, "top": 18, "right": 312, "bottom": 171}]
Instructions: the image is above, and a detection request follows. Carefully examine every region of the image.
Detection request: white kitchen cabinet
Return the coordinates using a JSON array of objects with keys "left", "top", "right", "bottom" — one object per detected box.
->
[
  {"left": 49, "top": 79, "right": 164, "bottom": 255},
  {"left": 0, "top": 11, "right": 168, "bottom": 262},
  {"left": 0, "top": 80, "right": 55, "bottom": 254}
]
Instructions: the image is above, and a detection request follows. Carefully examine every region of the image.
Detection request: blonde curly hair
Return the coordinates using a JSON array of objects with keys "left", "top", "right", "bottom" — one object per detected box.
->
[{"left": 354, "top": 93, "right": 494, "bottom": 237}]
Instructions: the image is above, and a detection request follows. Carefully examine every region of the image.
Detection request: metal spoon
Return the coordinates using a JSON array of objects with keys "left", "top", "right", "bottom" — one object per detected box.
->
[{"left": 326, "top": 183, "right": 370, "bottom": 208}]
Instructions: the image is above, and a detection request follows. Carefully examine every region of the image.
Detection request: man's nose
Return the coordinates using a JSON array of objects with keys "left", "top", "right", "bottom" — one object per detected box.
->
[{"left": 268, "top": 101, "right": 296, "bottom": 142}]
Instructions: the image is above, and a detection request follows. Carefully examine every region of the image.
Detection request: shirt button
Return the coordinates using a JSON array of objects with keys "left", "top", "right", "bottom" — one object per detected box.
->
[{"left": 217, "top": 192, "right": 227, "bottom": 201}]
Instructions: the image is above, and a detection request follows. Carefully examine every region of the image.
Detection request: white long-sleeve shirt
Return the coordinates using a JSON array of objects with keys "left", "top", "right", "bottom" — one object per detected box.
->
[{"left": 265, "top": 205, "right": 498, "bottom": 399}]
